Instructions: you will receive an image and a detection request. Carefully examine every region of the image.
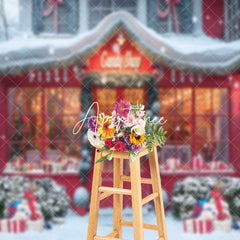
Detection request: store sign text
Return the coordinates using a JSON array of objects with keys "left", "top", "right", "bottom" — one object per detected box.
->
[{"left": 100, "top": 51, "right": 141, "bottom": 69}]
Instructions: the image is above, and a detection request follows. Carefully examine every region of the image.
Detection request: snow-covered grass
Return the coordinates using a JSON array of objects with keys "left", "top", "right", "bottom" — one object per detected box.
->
[{"left": 0, "top": 208, "right": 239, "bottom": 240}]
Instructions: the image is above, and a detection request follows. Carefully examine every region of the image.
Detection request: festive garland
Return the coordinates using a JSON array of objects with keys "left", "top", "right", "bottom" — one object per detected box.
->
[{"left": 78, "top": 76, "right": 94, "bottom": 184}]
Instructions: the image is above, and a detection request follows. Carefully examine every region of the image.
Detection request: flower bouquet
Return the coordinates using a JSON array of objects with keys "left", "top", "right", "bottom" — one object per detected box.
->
[{"left": 87, "top": 100, "right": 167, "bottom": 163}]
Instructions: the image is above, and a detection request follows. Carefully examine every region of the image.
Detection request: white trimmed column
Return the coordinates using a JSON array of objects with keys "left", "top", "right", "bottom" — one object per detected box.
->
[
  {"left": 192, "top": 0, "right": 204, "bottom": 35},
  {"left": 19, "top": 0, "right": 33, "bottom": 34},
  {"left": 79, "top": 0, "right": 88, "bottom": 33},
  {"left": 137, "top": 0, "right": 147, "bottom": 25}
]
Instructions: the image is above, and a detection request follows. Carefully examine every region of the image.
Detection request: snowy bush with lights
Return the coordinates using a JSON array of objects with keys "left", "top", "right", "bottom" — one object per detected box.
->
[
  {"left": 172, "top": 176, "right": 240, "bottom": 221},
  {"left": 0, "top": 176, "right": 70, "bottom": 221}
]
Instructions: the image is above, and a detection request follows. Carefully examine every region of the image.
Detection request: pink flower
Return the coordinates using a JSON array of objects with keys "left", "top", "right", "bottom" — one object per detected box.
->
[
  {"left": 113, "top": 100, "right": 131, "bottom": 118},
  {"left": 125, "top": 113, "right": 136, "bottom": 127},
  {"left": 135, "top": 118, "right": 146, "bottom": 126},
  {"left": 136, "top": 110, "right": 145, "bottom": 117}
]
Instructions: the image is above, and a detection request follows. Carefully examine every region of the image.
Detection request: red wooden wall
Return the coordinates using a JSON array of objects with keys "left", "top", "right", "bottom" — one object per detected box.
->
[{"left": 202, "top": 0, "right": 224, "bottom": 38}]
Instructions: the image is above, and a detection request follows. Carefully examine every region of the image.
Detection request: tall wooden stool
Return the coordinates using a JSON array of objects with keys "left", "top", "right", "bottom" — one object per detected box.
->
[{"left": 87, "top": 145, "right": 168, "bottom": 240}]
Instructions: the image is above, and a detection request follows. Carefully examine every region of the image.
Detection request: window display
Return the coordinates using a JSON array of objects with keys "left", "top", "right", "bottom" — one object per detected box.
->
[
  {"left": 5, "top": 87, "right": 81, "bottom": 174},
  {"left": 5, "top": 86, "right": 232, "bottom": 174},
  {"left": 159, "top": 88, "right": 232, "bottom": 172}
]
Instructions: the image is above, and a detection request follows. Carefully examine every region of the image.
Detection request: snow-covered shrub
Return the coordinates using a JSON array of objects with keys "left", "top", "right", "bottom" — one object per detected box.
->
[
  {"left": 0, "top": 176, "right": 70, "bottom": 220},
  {"left": 172, "top": 176, "right": 240, "bottom": 220}
]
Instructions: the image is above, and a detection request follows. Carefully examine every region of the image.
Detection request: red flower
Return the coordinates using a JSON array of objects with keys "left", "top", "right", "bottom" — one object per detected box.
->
[
  {"left": 105, "top": 138, "right": 114, "bottom": 148},
  {"left": 115, "top": 141, "right": 125, "bottom": 152}
]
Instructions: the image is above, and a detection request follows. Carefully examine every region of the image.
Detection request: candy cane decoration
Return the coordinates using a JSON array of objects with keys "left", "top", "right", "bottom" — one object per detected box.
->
[
  {"left": 42, "top": 0, "right": 63, "bottom": 33},
  {"left": 157, "top": 0, "right": 180, "bottom": 34}
]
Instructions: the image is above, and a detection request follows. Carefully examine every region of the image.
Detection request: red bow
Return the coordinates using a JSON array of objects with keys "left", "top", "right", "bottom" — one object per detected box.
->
[
  {"left": 211, "top": 190, "right": 228, "bottom": 220},
  {"left": 43, "top": 0, "right": 63, "bottom": 33},
  {"left": 24, "top": 191, "right": 41, "bottom": 220},
  {"left": 157, "top": 0, "right": 180, "bottom": 33}
]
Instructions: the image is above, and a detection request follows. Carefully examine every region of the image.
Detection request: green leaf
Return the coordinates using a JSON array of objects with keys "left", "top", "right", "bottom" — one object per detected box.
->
[
  {"left": 106, "top": 152, "right": 113, "bottom": 160},
  {"left": 99, "top": 145, "right": 110, "bottom": 152},
  {"left": 95, "top": 152, "right": 113, "bottom": 163},
  {"left": 129, "top": 151, "right": 138, "bottom": 163}
]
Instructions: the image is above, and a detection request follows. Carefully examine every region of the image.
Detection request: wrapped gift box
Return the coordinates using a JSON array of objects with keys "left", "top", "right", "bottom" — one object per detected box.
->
[
  {"left": 12, "top": 157, "right": 25, "bottom": 171},
  {"left": 63, "top": 158, "right": 79, "bottom": 172},
  {"left": 183, "top": 218, "right": 212, "bottom": 234},
  {"left": 213, "top": 218, "right": 232, "bottom": 232},
  {"left": 42, "top": 161, "right": 62, "bottom": 173},
  {"left": 208, "top": 161, "right": 229, "bottom": 171},
  {"left": 27, "top": 218, "right": 44, "bottom": 232},
  {"left": 165, "top": 157, "right": 180, "bottom": 171},
  {"left": 0, "top": 219, "right": 25, "bottom": 233},
  {"left": 190, "top": 156, "right": 205, "bottom": 171}
]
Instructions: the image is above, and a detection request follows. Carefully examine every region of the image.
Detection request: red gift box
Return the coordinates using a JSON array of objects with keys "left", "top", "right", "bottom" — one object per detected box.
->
[
  {"left": 165, "top": 157, "right": 180, "bottom": 171},
  {"left": 42, "top": 162, "right": 53, "bottom": 173},
  {"left": 0, "top": 219, "right": 25, "bottom": 233},
  {"left": 12, "top": 157, "right": 25, "bottom": 171},
  {"left": 183, "top": 219, "right": 212, "bottom": 234},
  {"left": 190, "top": 156, "right": 205, "bottom": 171},
  {"left": 208, "top": 161, "right": 229, "bottom": 171}
]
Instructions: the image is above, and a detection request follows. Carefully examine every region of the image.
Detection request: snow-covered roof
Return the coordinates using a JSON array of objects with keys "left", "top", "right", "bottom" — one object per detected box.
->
[{"left": 0, "top": 11, "right": 240, "bottom": 76}]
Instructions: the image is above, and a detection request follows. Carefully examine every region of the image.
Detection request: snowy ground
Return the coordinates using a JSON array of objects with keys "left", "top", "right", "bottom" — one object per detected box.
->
[{"left": 0, "top": 208, "right": 239, "bottom": 240}]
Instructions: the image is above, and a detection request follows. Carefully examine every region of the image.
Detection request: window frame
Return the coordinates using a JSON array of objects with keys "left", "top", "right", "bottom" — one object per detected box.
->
[
  {"left": 32, "top": 0, "right": 79, "bottom": 35},
  {"left": 87, "top": 0, "right": 139, "bottom": 29},
  {"left": 7, "top": 87, "right": 81, "bottom": 164},
  {"left": 159, "top": 87, "right": 230, "bottom": 166}
]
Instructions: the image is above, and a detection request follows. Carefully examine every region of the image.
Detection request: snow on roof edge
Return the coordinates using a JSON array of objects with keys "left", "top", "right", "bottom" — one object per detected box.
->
[{"left": 0, "top": 11, "right": 240, "bottom": 76}]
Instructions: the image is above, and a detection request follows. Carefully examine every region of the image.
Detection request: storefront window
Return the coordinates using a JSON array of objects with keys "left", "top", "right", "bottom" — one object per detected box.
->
[
  {"left": 6, "top": 87, "right": 81, "bottom": 174},
  {"left": 33, "top": 0, "right": 79, "bottom": 34},
  {"left": 88, "top": 0, "right": 137, "bottom": 29},
  {"left": 159, "top": 87, "right": 231, "bottom": 172}
]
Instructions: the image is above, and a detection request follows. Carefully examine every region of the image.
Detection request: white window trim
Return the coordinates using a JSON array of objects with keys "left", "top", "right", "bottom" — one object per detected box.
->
[
  {"left": 19, "top": 0, "right": 32, "bottom": 34},
  {"left": 137, "top": 0, "right": 147, "bottom": 25},
  {"left": 79, "top": 0, "right": 88, "bottom": 33},
  {"left": 84, "top": 0, "right": 142, "bottom": 31},
  {"left": 192, "top": 0, "right": 204, "bottom": 35}
]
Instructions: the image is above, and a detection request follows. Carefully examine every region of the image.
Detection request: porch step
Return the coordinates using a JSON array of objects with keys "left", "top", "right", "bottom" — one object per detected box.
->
[{"left": 98, "top": 186, "right": 132, "bottom": 195}]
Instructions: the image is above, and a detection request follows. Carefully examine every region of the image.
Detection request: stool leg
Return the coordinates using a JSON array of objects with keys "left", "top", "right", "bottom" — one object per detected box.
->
[
  {"left": 130, "top": 157, "right": 144, "bottom": 240},
  {"left": 113, "top": 158, "right": 123, "bottom": 238},
  {"left": 87, "top": 150, "right": 104, "bottom": 240},
  {"left": 149, "top": 147, "right": 168, "bottom": 240}
]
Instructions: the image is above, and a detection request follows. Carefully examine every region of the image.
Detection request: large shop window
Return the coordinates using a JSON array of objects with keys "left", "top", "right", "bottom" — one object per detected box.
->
[
  {"left": 224, "top": 0, "right": 240, "bottom": 41},
  {"left": 147, "top": 0, "right": 193, "bottom": 33},
  {"left": 33, "top": 0, "right": 79, "bottom": 34},
  {"left": 88, "top": 0, "right": 137, "bottom": 29},
  {"left": 5, "top": 88, "right": 81, "bottom": 174},
  {"left": 159, "top": 88, "right": 232, "bottom": 172}
]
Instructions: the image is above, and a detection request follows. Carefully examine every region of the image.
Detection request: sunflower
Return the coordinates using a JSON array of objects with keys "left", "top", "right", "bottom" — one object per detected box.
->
[
  {"left": 98, "top": 116, "right": 115, "bottom": 139},
  {"left": 129, "top": 132, "right": 146, "bottom": 146}
]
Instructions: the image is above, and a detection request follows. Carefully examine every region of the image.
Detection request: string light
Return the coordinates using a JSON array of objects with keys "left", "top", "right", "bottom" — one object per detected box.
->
[
  {"left": 192, "top": 16, "right": 198, "bottom": 23},
  {"left": 234, "top": 82, "right": 239, "bottom": 89},
  {"left": 49, "top": 47, "right": 55, "bottom": 55}
]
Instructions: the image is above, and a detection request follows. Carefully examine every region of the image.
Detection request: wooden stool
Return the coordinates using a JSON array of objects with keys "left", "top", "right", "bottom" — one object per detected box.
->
[{"left": 87, "top": 145, "right": 168, "bottom": 240}]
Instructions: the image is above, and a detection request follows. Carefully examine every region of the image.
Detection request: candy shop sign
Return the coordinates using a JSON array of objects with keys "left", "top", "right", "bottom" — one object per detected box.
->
[{"left": 100, "top": 51, "right": 141, "bottom": 69}]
